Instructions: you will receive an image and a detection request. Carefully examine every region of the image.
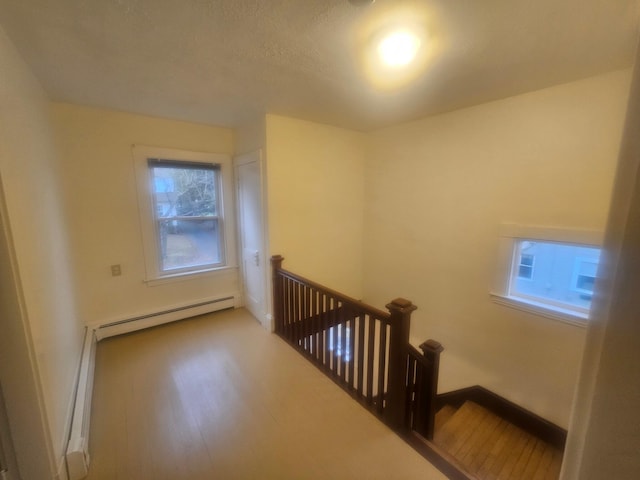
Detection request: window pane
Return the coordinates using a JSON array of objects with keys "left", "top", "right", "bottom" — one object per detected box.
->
[
  {"left": 150, "top": 162, "right": 223, "bottom": 273},
  {"left": 511, "top": 241, "right": 601, "bottom": 312},
  {"left": 576, "top": 274, "right": 595, "bottom": 292},
  {"left": 520, "top": 254, "right": 534, "bottom": 267},
  {"left": 158, "top": 218, "right": 221, "bottom": 271},
  {"left": 151, "top": 166, "right": 217, "bottom": 218},
  {"left": 518, "top": 264, "right": 533, "bottom": 279}
]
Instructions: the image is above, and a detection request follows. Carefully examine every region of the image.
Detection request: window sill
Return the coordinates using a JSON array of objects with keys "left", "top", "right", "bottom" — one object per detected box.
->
[
  {"left": 489, "top": 293, "right": 588, "bottom": 328},
  {"left": 145, "top": 266, "right": 237, "bottom": 287}
]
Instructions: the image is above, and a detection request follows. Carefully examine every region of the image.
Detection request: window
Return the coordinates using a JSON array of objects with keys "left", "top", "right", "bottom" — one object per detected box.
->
[
  {"left": 133, "top": 146, "right": 235, "bottom": 283},
  {"left": 492, "top": 225, "right": 603, "bottom": 324},
  {"left": 572, "top": 259, "right": 599, "bottom": 295},
  {"left": 149, "top": 160, "right": 223, "bottom": 272},
  {"left": 517, "top": 252, "right": 535, "bottom": 279}
]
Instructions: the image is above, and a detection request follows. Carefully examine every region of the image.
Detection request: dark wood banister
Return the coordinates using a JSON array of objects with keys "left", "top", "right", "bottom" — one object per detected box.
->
[
  {"left": 385, "top": 297, "right": 416, "bottom": 430},
  {"left": 271, "top": 255, "right": 443, "bottom": 438},
  {"left": 271, "top": 254, "right": 390, "bottom": 321}
]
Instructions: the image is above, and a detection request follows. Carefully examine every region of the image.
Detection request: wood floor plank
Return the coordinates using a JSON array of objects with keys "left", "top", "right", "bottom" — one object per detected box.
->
[
  {"left": 461, "top": 412, "right": 507, "bottom": 474},
  {"left": 531, "top": 444, "right": 556, "bottom": 480},
  {"left": 475, "top": 421, "right": 519, "bottom": 479},
  {"left": 435, "top": 404, "right": 457, "bottom": 431},
  {"left": 521, "top": 438, "right": 546, "bottom": 479},
  {"left": 487, "top": 425, "right": 530, "bottom": 480},
  {"left": 85, "top": 309, "right": 446, "bottom": 480},
  {"left": 433, "top": 398, "right": 564, "bottom": 480},
  {"left": 447, "top": 403, "right": 491, "bottom": 456},
  {"left": 500, "top": 432, "right": 537, "bottom": 479},
  {"left": 436, "top": 401, "right": 484, "bottom": 452},
  {"left": 545, "top": 449, "right": 564, "bottom": 480}
]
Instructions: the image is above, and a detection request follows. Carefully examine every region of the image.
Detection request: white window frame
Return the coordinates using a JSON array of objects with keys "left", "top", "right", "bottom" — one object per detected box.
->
[
  {"left": 491, "top": 224, "right": 603, "bottom": 326},
  {"left": 133, "top": 145, "right": 236, "bottom": 284}
]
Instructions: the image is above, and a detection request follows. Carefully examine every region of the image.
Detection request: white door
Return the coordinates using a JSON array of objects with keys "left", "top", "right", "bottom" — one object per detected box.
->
[{"left": 234, "top": 151, "right": 266, "bottom": 326}]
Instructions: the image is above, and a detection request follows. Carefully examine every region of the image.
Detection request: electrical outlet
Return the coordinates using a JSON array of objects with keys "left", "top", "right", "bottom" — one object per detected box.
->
[{"left": 110, "top": 264, "right": 122, "bottom": 276}]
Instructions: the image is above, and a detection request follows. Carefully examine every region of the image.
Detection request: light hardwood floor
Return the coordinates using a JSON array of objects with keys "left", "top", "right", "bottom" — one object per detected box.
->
[{"left": 86, "top": 308, "right": 446, "bottom": 480}]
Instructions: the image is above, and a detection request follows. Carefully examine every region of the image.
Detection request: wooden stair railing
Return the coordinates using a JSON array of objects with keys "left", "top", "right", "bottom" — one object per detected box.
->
[
  {"left": 270, "top": 255, "right": 442, "bottom": 436},
  {"left": 406, "top": 339, "right": 444, "bottom": 440}
]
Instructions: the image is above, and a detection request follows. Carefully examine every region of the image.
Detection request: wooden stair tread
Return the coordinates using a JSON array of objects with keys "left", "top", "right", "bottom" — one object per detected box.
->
[
  {"left": 435, "top": 404, "right": 457, "bottom": 432},
  {"left": 434, "top": 401, "right": 563, "bottom": 480}
]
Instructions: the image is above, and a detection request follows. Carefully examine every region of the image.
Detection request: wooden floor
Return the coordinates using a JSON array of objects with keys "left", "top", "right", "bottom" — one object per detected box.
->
[
  {"left": 86, "top": 308, "right": 446, "bottom": 480},
  {"left": 434, "top": 402, "right": 563, "bottom": 480}
]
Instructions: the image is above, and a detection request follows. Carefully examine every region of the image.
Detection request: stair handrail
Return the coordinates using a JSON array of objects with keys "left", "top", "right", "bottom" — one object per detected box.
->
[{"left": 271, "top": 255, "right": 442, "bottom": 435}]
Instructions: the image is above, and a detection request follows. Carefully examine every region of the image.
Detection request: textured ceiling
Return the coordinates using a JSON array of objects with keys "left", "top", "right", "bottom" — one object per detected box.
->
[{"left": 0, "top": 0, "right": 638, "bottom": 131}]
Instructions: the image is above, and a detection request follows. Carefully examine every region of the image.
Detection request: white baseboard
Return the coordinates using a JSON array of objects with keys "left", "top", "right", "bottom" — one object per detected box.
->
[
  {"left": 65, "top": 327, "right": 96, "bottom": 480},
  {"left": 265, "top": 313, "right": 274, "bottom": 332},
  {"left": 94, "top": 294, "right": 238, "bottom": 341},
  {"left": 65, "top": 294, "right": 238, "bottom": 479}
]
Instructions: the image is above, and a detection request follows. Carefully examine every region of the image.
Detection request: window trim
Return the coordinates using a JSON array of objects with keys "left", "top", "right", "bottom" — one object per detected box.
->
[
  {"left": 133, "top": 145, "right": 236, "bottom": 284},
  {"left": 491, "top": 224, "right": 603, "bottom": 326}
]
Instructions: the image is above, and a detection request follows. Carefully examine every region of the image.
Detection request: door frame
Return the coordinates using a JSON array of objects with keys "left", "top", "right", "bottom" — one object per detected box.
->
[{"left": 233, "top": 150, "right": 270, "bottom": 329}]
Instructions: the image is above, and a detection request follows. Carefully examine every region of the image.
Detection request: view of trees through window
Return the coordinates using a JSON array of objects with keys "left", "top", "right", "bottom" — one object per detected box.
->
[{"left": 150, "top": 162, "right": 222, "bottom": 272}]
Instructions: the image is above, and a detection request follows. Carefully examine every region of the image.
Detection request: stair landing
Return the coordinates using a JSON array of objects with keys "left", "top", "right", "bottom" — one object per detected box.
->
[{"left": 434, "top": 401, "right": 563, "bottom": 480}]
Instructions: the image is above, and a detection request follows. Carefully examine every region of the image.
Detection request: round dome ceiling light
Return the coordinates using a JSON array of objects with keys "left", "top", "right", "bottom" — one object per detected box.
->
[{"left": 377, "top": 29, "right": 422, "bottom": 68}]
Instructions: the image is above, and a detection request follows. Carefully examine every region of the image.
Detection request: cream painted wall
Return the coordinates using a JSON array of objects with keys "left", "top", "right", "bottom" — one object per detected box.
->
[
  {"left": 50, "top": 103, "right": 238, "bottom": 326},
  {"left": 562, "top": 48, "right": 640, "bottom": 480},
  {"left": 0, "top": 27, "right": 82, "bottom": 478},
  {"left": 265, "top": 115, "right": 366, "bottom": 299},
  {"left": 363, "top": 70, "right": 632, "bottom": 428}
]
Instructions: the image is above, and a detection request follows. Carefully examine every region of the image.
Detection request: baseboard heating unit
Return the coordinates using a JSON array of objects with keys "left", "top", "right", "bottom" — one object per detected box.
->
[
  {"left": 65, "top": 327, "right": 96, "bottom": 480},
  {"left": 95, "top": 295, "right": 237, "bottom": 341},
  {"left": 66, "top": 294, "right": 237, "bottom": 479}
]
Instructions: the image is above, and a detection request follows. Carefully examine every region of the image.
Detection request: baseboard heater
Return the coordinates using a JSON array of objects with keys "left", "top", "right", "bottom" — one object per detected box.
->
[
  {"left": 66, "top": 295, "right": 236, "bottom": 479},
  {"left": 65, "top": 327, "right": 96, "bottom": 480},
  {"left": 95, "top": 295, "right": 236, "bottom": 341}
]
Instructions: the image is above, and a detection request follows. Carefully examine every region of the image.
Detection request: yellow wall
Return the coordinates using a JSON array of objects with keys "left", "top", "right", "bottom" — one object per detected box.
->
[
  {"left": 562, "top": 53, "right": 640, "bottom": 480},
  {"left": 362, "top": 70, "right": 632, "bottom": 427},
  {"left": 266, "top": 115, "right": 366, "bottom": 299},
  {"left": 51, "top": 103, "right": 237, "bottom": 326},
  {"left": 0, "top": 27, "right": 82, "bottom": 478}
]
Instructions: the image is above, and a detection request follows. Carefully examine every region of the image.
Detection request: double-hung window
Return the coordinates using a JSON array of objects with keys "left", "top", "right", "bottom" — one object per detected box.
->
[
  {"left": 133, "top": 146, "right": 233, "bottom": 283},
  {"left": 149, "top": 159, "right": 223, "bottom": 273}
]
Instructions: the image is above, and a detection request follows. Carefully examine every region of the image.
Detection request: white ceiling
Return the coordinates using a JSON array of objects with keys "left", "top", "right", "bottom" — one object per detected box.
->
[{"left": 1, "top": 0, "right": 638, "bottom": 131}]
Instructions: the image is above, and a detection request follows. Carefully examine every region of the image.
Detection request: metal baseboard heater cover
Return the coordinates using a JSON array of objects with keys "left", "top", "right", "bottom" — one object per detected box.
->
[
  {"left": 66, "top": 295, "right": 236, "bottom": 479},
  {"left": 95, "top": 295, "right": 237, "bottom": 341}
]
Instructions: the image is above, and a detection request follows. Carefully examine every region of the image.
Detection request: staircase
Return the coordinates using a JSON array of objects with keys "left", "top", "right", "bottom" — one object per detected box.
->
[
  {"left": 433, "top": 401, "right": 563, "bottom": 480},
  {"left": 270, "top": 258, "right": 565, "bottom": 480}
]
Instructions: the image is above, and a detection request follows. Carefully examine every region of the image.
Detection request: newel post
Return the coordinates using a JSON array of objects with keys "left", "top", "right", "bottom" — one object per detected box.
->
[
  {"left": 385, "top": 298, "right": 417, "bottom": 430},
  {"left": 419, "top": 339, "right": 444, "bottom": 440},
  {"left": 271, "top": 255, "right": 284, "bottom": 334}
]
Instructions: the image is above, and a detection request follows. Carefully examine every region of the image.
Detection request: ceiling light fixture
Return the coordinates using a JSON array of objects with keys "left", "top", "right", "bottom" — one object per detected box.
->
[{"left": 377, "top": 30, "right": 421, "bottom": 67}]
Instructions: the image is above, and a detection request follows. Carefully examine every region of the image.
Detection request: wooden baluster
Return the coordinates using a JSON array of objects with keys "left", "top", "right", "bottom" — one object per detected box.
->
[
  {"left": 356, "top": 314, "right": 365, "bottom": 399},
  {"left": 385, "top": 298, "right": 416, "bottom": 430},
  {"left": 366, "top": 316, "right": 375, "bottom": 405},
  {"left": 419, "top": 339, "right": 444, "bottom": 440},
  {"left": 270, "top": 255, "right": 284, "bottom": 334}
]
